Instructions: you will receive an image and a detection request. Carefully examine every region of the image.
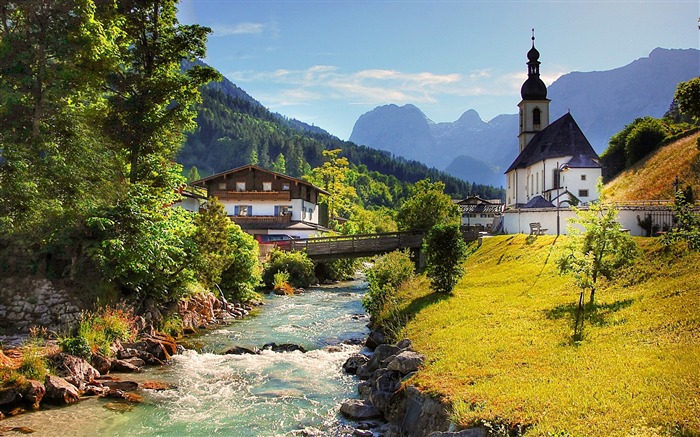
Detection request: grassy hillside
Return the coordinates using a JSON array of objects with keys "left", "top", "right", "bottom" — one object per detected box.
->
[
  {"left": 603, "top": 131, "right": 700, "bottom": 202},
  {"left": 394, "top": 235, "right": 699, "bottom": 436}
]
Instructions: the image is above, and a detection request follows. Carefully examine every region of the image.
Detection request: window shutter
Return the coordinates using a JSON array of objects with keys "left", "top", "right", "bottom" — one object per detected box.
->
[
  {"left": 249, "top": 205, "right": 253, "bottom": 215},
  {"left": 234, "top": 205, "right": 239, "bottom": 215},
  {"left": 274, "top": 206, "right": 279, "bottom": 216}
]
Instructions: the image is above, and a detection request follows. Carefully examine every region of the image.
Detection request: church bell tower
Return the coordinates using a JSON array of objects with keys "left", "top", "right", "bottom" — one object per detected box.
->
[{"left": 518, "top": 30, "right": 550, "bottom": 152}]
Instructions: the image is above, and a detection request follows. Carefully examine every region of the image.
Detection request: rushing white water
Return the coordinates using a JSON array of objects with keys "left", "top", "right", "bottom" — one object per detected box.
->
[{"left": 2, "top": 281, "right": 369, "bottom": 436}]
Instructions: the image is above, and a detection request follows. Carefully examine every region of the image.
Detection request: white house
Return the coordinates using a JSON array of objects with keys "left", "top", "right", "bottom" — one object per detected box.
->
[
  {"left": 504, "top": 36, "right": 602, "bottom": 211},
  {"left": 458, "top": 196, "right": 504, "bottom": 230},
  {"left": 190, "top": 165, "right": 330, "bottom": 239}
]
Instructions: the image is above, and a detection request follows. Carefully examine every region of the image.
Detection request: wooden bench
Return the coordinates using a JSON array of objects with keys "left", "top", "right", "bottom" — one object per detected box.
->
[{"left": 529, "top": 222, "right": 548, "bottom": 235}]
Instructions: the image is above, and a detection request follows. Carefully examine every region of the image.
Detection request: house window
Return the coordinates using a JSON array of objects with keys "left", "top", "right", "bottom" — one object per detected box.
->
[
  {"left": 263, "top": 182, "right": 272, "bottom": 191},
  {"left": 281, "top": 183, "right": 290, "bottom": 191},
  {"left": 274, "top": 205, "right": 291, "bottom": 216},
  {"left": 578, "top": 189, "right": 589, "bottom": 198},
  {"left": 218, "top": 182, "right": 227, "bottom": 190},
  {"left": 234, "top": 205, "right": 252, "bottom": 216},
  {"left": 236, "top": 182, "right": 246, "bottom": 192},
  {"left": 581, "top": 174, "right": 587, "bottom": 181}
]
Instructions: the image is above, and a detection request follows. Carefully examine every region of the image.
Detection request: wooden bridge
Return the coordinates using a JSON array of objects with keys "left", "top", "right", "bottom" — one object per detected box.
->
[{"left": 284, "top": 229, "right": 480, "bottom": 260}]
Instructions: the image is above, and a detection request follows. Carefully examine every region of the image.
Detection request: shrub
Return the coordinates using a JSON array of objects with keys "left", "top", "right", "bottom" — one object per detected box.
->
[
  {"left": 77, "top": 305, "right": 138, "bottom": 357},
  {"left": 160, "top": 314, "right": 184, "bottom": 338},
  {"left": 17, "top": 341, "right": 50, "bottom": 380},
  {"left": 423, "top": 224, "right": 468, "bottom": 294},
  {"left": 262, "top": 250, "right": 316, "bottom": 289},
  {"left": 362, "top": 249, "right": 414, "bottom": 317},
  {"left": 624, "top": 118, "right": 668, "bottom": 166},
  {"left": 219, "top": 223, "right": 262, "bottom": 302},
  {"left": 60, "top": 336, "right": 91, "bottom": 359},
  {"left": 315, "top": 258, "right": 359, "bottom": 282}
]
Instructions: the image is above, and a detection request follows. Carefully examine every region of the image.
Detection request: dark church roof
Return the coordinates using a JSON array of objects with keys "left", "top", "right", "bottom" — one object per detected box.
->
[
  {"left": 505, "top": 112, "right": 601, "bottom": 173},
  {"left": 523, "top": 195, "right": 554, "bottom": 209}
]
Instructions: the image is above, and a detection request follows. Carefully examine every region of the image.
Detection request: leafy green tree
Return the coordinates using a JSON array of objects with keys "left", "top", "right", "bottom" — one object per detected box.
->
[
  {"left": 188, "top": 166, "right": 201, "bottom": 182},
  {"left": 262, "top": 250, "right": 316, "bottom": 288},
  {"left": 623, "top": 117, "right": 668, "bottom": 166},
  {"left": 104, "top": 0, "right": 220, "bottom": 185},
  {"left": 557, "top": 181, "right": 637, "bottom": 306},
  {"left": 304, "top": 149, "right": 359, "bottom": 226},
  {"left": 423, "top": 224, "right": 468, "bottom": 294},
  {"left": 662, "top": 189, "right": 700, "bottom": 251},
  {"left": 272, "top": 153, "right": 287, "bottom": 174},
  {"left": 397, "top": 179, "right": 460, "bottom": 231},
  {"left": 220, "top": 224, "right": 262, "bottom": 302},
  {"left": 362, "top": 250, "right": 414, "bottom": 318},
  {"left": 86, "top": 165, "right": 197, "bottom": 301},
  {"left": 192, "top": 197, "right": 236, "bottom": 288},
  {"left": 674, "top": 77, "right": 700, "bottom": 122}
]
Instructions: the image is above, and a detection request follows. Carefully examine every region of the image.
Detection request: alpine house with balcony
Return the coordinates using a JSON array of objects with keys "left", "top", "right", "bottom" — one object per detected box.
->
[{"left": 191, "top": 165, "right": 330, "bottom": 239}]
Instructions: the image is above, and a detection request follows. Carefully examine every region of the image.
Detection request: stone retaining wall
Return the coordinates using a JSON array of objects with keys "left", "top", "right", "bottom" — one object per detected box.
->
[{"left": 0, "top": 278, "right": 82, "bottom": 334}]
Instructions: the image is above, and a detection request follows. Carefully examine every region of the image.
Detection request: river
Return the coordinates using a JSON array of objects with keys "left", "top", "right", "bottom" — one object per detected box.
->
[{"left": 1, "top": 281, "right": 369, "bottom": 436}]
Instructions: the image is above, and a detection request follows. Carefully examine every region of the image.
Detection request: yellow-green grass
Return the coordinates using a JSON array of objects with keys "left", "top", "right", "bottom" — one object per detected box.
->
[
  {"left": 395, "top": 235, "right": 699, "bottom": 436},
  {"left": 603, "top": 132, "right": 700, "bottom": 202}
]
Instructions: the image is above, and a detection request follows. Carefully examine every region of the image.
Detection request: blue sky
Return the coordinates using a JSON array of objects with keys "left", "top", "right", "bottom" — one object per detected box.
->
[{"left": 178, "top": 0, "right": 699, "bottom": 140}]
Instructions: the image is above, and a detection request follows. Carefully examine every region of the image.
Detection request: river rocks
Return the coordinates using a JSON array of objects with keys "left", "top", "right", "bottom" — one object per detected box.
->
[
  {"left": 97, "top": 379, "right": 139, "bottom": 392},
  {"left": 110, "top": 359, "right": 142, "bottom": 373},
  {"left": 364, "top": 330, "right": 387, "bottom": 351},
  {"left": 343, "top": 354, "right": 369, "bottom": 375},
  {"left": 90, "top": 353, "right": 112, "bottom": 374},
  {"left": 223, "top": 346, "right": 259, "bottom": 355},
  {"left": 429, "top": 430, "right": 487, "bottom": 437},
  {"left": 44, "top": 375, "right": 80, "bottom": 405},
  {"left": 340, "top": 399, "right": 382, "bottom": 420},
  {"left": 50, "top": 353, "right": 100, "bottom": 389},
  {"left": 262, "top": 343, "right": 307, "bottom": 353},
  {"left": 0, "top": 379, "right": 45, "bottom": 413},
  {"left": 386, "top": 351, "right": 425, "bottom": 375}
]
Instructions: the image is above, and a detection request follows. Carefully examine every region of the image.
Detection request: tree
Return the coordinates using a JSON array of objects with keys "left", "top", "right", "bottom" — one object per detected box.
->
[
  {"left": 103, "top": 0, "right": 220, "bottom": 185},
  {"left": 191, "top": 197, "right": 236, "bottom": 288},
  {"left": 558, "top": 181, "right": 637, "bottom": 306},
  {"left": 187, "top": 166, "right": 201, "bottom": 182},
  {"left": 674, "top": 78, "right": 700, "bottom": 122},
  {"left": 396, "top": 179, "right": 460, "bottom": 231},
  {"left": 271, "top": 153, "right": 286, "bottom": 174},
  {"left": 219, "top": 223, "right": 262, "bottom": 302},
  {"left": 423, "top": 224, "right": 468, "bottom": 294},
  {"left": 304, "top": 149, "right": 358, "bottom": 226},
  {"left": 662, "top": 189, "right": 700, "bottom": 251}
]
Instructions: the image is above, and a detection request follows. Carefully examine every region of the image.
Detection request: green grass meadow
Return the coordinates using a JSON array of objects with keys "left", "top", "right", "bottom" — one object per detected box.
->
[{"left": 394, "top": 235, "right": 699, "bottom": 436}]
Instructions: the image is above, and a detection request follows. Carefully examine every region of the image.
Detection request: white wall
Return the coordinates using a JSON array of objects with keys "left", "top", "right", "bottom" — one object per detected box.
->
[
  {"left": 503, "top": 206, "right": 677, "bottom": 237},
  {"left": 219, "top": 198, "right": 319, "bottom": 224}
]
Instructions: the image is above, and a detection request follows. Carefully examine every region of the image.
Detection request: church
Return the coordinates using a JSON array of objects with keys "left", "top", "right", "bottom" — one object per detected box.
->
[{"left": 504, "top": 35, "right": 602, "bottom": 209}]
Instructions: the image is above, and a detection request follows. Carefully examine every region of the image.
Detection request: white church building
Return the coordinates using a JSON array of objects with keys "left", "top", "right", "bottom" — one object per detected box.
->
[{"left": 503, "top": 36, "right": 605, "bottom": 235}]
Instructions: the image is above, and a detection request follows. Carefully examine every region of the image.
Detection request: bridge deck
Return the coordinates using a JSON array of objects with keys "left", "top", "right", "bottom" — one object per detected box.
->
[{"left": 286, "top": 230, "right": 479, "bottom": 259}]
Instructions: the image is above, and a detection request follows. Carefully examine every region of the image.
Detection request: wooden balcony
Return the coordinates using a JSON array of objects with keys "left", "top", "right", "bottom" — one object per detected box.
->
[
  {"left": 211, "top": 190, "right": 291, "bottom": 201},
  {"left": 230, "top": 214, "right": 292, "bottom": 225}
]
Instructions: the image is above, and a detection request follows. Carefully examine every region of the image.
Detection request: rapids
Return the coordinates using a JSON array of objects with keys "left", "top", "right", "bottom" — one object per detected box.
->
[{"left": 1, "top": 281, "right": 369, "bottom": 436}]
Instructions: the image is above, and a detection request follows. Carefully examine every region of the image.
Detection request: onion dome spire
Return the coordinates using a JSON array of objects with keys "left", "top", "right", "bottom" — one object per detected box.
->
[{"left": 521, "top": 29, "right": 547, "bottom": 100}]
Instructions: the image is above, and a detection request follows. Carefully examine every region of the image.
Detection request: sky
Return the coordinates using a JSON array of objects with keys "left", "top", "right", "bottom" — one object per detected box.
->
[{"left": 178, "top": 0, "right": 699, "bottom": 140}]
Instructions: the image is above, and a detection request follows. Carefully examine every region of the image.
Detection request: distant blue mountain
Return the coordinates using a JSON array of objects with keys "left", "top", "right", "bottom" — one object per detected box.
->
[{"left": 349, "top": 48, "right": 700, "bottom": 185}]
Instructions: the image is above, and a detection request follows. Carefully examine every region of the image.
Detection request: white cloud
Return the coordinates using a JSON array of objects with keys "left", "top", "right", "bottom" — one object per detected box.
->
[
  {"left": 212, "top": 21, "right": 278, "bottom": 37},
  {"left": 226, "top": 65, "right": 566, "bottom": 109}
]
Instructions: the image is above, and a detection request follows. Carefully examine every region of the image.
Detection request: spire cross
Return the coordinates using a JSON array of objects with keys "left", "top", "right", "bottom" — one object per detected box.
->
[{"left": 531, "top": 28, "right": 535, "bottom": 45}]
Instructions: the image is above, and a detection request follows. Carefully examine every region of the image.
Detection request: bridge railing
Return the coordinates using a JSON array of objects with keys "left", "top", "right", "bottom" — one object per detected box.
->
[{"left": 287, "top": 230, "right": 426, "bottom": 257}]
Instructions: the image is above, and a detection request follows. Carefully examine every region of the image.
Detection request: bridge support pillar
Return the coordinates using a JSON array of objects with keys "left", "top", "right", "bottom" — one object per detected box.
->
[{"left": 411, "top": 247, "right": 426, "bottom": 271}]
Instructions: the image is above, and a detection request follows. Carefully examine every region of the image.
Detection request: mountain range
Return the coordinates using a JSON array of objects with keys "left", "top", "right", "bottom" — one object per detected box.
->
[{"left": 349, "top": 48, "right": 699, "bottom": 187}]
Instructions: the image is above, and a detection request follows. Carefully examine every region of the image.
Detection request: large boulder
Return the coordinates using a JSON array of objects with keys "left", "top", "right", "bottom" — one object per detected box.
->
[
  {"left": 44, "top": 375, "right": 80, "bottom": 404},
  {"left": 262, "top": 343, "right": 307, "bottom": 353},
  {"left": 223, "top": 346, "right": 259, "bottom": 355},
  {"left": 110, "top": 359, "right": 142, "bottom": 373},
  {"left": 91, "top": 354, "right": 112, "bottom": 374},
  {"left": 364, "top": 330, "right": 387, "bottom": 351},
  {"left": 51, "top": 353, "right": 100, "bottom": 389},
  {"left": 339, "top": 399, "right": 383, "bottom": 420},
  {"left": 343, "top": 354, "right": 370, "bottom": 375},
  {"left": 366, "top": 344, "right": 401, "bottom": 373},
  {"left": 386, "top": 351, "right": 425, "bottom": 376},
  {"left": 0, "top": 379, "right": 45, "bottom": 412}
]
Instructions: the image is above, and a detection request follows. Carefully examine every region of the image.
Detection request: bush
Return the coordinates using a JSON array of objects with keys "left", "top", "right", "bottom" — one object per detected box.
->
[
  {"left": 424, "top": 224, "right": 468, "bottom": 294},
  {"left": 17, "top": 341, "right": 50, "bottom": 380},
  {"left": 362, "top": 249, "right": 414, "bottom": 317},
  {"left": 262, "top": 250, "right": 316, "bottom": 289},
  {"left": 77, "top": 306, "right": 138, "bottom": 357},
  {"left": 219, "top": 223, "right": 262, "bottom": 302},
  {"left": 624, "top": 118, "right": 668, "bottom": 166},
  {"left": 315, "top": 258, "right": 359, "bottom": 282},
  {"left": 160, "top": 314, "right": 184, "bottom": 338},
  {"left": 60, "top": 336, "right": 92, "bottom": 359}
]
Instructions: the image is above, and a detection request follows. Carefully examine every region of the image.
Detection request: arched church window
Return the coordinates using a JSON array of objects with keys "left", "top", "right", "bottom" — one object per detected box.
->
[{"left": 533, "top": 108, "right": 541, "bottom": 126}]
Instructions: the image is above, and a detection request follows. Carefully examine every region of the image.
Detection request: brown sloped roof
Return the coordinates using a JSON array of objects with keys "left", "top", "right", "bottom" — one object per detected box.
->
[
  {"left": 506, "top": 113, "right": 601, "bottom": 173},
  {"left": 190, "top": 164, "right": 330, "bottom": 195}
]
